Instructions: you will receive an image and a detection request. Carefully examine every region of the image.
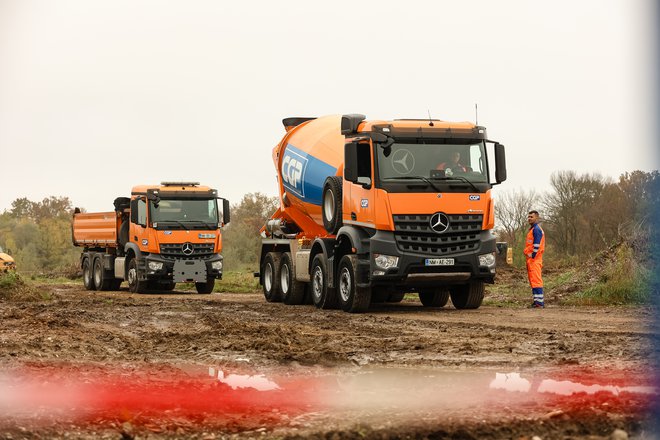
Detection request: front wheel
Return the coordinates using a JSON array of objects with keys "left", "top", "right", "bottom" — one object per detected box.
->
[
  {"left": 195, "top": 278, "right": 215, "bottom": 294},
  {"left": 337, "top": 255, "right": 371, "bottom": 313},
  {"left": 419, "top": 288, "right": 450, "bottom": 307},
  {"left": 127, "top": 258, "right": 148, "bottom": 294},
  {"left": 450, "top": 281, "right": 484, "bottom": 309}
]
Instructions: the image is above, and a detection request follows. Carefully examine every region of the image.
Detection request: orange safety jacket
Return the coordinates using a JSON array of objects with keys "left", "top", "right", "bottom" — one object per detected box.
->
[{"left": 524, "top": 223, "right": 545, "bottom": 259}]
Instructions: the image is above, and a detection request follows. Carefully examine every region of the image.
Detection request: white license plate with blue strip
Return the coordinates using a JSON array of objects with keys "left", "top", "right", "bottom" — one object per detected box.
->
[{"left": 425, "top": 258, "right": 455, "bottom": 266}]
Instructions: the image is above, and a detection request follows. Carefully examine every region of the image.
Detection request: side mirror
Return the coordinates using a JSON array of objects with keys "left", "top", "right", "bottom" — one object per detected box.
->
[
  {"left": 344, "top": 142, "right": 359, "bottom": 183},
  {"left": 495, "top": 143, "right": 507, "bottom": 183},
  {"left": 222, "top": 199, "right": 231, "bottom": 225}
]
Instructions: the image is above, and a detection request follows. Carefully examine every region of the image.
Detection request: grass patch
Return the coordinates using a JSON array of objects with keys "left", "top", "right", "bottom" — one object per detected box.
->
[
  {"left": 0, "top": 271, "right": 50, "bottom": 301},
  {"left": 216, "top": 271, "right": 260, "bottom": 293}
]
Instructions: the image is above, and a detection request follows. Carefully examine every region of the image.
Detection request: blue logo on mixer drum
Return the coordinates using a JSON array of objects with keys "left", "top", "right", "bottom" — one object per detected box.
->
[
  {"left": 281, "top": 144, "right": 337, "bottom": 205},
  {"left": 282, "top": 148, "right": 308, "bottom": 198}
]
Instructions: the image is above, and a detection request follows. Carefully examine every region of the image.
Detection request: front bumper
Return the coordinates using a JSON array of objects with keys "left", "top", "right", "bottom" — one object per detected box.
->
[
  {"left": 367, "top": 230, "right": 496, "bottom": 288},
  {"left": 142, "top": 254, "right": 224, "bottom": 281}
]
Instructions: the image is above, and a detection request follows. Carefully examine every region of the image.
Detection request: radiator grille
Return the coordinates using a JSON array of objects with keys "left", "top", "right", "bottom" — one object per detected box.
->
[
  {"left": 159, "top": 243, "right": 215, "bottom": 260},
  {"left": 393, "top": 214, "right": 483, "bottom": 256}
]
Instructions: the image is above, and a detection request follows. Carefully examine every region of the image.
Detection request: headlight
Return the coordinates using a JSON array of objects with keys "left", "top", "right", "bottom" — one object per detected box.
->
[
  {"left": 212, "top": 260, "right": 223, "bottom": 271},
  {"left": 148, "top": 261, "right": 164, "bottom": 271},
  {"left": 374, "top": 254, "right": 399, "bottom": 270},
  {"left": 478, "top": 252, "right": 496, "bottom": 267}
]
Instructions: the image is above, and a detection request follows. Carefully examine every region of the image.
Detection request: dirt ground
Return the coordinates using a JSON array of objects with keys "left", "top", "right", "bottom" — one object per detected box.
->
[{"left": 0, "top": 283, "right": 656, "bottom": 439}]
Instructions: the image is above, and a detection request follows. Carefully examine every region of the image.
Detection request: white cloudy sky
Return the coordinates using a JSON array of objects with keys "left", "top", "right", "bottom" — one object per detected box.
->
[{"left": 0, "top": 0, "right": 656, "bottom": 213}]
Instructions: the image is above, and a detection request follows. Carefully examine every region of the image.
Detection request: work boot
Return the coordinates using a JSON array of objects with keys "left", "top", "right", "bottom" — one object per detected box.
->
[{"left": 529, "top": 302, "right": 544, "bottom": 309}]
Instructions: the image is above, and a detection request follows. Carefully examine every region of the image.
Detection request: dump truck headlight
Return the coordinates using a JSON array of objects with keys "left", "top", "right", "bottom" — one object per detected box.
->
[
  {"left": 374, "top": 254, "right": 399, "bottom": 270},
  {"left": 478, "top": 252, "right": 496, "bottom": 267},
  {"left": 148, "top": 261, "right": 164, "bottom": 271},
  {"left": 212, "top": 260, "right": 223, "bottom": 271}
]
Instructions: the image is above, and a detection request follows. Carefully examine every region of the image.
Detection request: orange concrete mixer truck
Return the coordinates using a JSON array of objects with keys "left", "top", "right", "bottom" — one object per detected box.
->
[
  {"left": 258, "top": 114, "right": 506, "bottom": 312},
  {"left": 72, "top": 182, "right": 230, "bottom": 294}
]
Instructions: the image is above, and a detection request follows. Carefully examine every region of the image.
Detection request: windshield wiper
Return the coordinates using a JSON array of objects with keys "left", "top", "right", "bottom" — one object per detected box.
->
[
  {"left": 382, "top": 176, "right": 442, "bottom": 192},
  {"left": 157, "top": 220, "right": 190, "bottom": 230},
  {"left": 431, "top": 176, "right": 480, "bottom": 193},
  {"left": 186, "top": 220, "right": 218, "bottom": 229}
]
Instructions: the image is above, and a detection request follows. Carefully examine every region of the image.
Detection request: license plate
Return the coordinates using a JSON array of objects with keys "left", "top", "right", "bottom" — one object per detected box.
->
[{"left": 425, "top": 258, "right": 455, "bottom": 266}]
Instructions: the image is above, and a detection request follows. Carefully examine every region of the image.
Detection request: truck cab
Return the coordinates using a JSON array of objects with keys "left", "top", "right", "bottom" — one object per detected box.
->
[{"left": 0, "top": 246, "right": 16, "bottom": 272}]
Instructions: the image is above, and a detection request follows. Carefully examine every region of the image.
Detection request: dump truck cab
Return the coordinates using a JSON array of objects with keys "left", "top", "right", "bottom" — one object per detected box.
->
[{"left": 0, "top": 246, "right": 16, "bottom": 272}]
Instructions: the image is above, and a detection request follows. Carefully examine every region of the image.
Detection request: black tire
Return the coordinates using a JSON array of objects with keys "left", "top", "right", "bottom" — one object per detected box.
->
[
  {"left": 195, "top": 278, "right": 215, "bottom": 294},
  {"left": 161, "top": 282, "right": 176, "bottom": 291},
  {"left": 387, "top": 292, "right": 406, "bottom": 303},
  {"left": 450, "top": 281, "right": 485, "bottom": 309},
  {"left": 93, "top": 257, "right": 113, "bottom": 291},
  {"left": 262, "top": 252, "right": 282, "bottom": 302},
  {"left": 322, "top": 176, "right": 343, "bottom": 235},
  {"left": 370, "top": 287, "right": 391, "bottom": 303},
  {"left": 110, "top": 279, "right": 123, "bottom": 290},
  {"left": 337, "top": 255, "right": 371, "bottom": 313},
  {"left": 419, "top": 288, "right": 450, "bottom": 307},
  {"left": 127, "top": 258, "right": 148, "bottom": 294},
  {"left": 310, "top": 254, "right": 337, "bottom": 309},
  {"left": 280, "top": 252, "right": 306, "bottom": 305},
  {"left": 82, "top": 257, "right": 95, "bottom": 290}
]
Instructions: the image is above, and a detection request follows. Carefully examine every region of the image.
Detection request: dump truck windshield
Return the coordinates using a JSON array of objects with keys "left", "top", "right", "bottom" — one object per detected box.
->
[
  {"left": 150, "top": 199, "right": 219, "bottom": 229},
  {"left": 376, "top": 141, "right": 489, "bottom": 192}
]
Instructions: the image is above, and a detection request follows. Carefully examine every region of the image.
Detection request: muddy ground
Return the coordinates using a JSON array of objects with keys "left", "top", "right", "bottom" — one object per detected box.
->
[{"left": 0, "top": 283, "right": 656, "bottom": 439}]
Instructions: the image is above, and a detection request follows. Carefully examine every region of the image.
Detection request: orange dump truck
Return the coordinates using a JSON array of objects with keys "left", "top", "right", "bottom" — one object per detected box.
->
[
  {"left": 0, "top": 246, "right": 16, "bottom": 272},
  {"left": 72, "top": 182, "right": 230, "bottom": 293},
  {"left": 259, "top": 115, "right": 506, "bottom": 312}
]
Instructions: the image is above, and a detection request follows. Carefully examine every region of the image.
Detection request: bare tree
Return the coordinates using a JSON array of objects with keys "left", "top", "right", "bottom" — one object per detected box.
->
[{"left": 494, "top": 188, "right": 538, "bottom": 247}]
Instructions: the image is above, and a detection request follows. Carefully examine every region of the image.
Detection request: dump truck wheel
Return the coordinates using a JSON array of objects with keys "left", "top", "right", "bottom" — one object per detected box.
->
[
  {"left": 322, "top": 176, "right": 343, "bottom": 234},
  {"left": 82, "top": 258, "right": 95, "bottom": 290},
  {"left": 110, "top": 279, "right": 123, "bottom": 290},
  {"left": 450, "top": 281, "right": 484, "bottom": 309},
  {"left": 280, "top": 252, "right": 305, "bottom": 305},
  {"left": 161, "top": 282, "right": 176, "bottom": 291},
  {"left": 93, "top": 257, "right": 113, "bottom": 291},
  {"left": 311, "top": 254, "right": 337, "bottom": 309},
  {"left": 387, "top": 292, "right": 406, "bottom": 303},
  {"left": 337, "top": 255, "right": 371, "bottom": 313},
  {"left": 195, "top": 278, "right": 215, "bottom": 294},
  {"left": 262, "top": 252, "right": 282, "bottom": 302},
  {"left": 127, "top": 258, "right": 148, "bottom": 294},
  {"left": 419, "top": 288, "right": 450, "bottom": 307}
]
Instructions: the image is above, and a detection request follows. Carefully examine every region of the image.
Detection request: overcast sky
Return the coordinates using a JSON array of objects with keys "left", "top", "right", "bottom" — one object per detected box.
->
[{"left": 0, "top": 0, "right": 657, "bottom": 213}]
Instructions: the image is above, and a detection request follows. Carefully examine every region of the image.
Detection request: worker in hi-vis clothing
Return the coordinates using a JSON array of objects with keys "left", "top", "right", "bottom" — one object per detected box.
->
[{"left": 524, "top": 210, "right": 545, "bottom": 308}]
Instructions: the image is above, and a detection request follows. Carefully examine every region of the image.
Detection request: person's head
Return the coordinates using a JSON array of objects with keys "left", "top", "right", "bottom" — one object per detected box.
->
[
  {"left": 527, "top": 210, "right": 540, "bottom": 225},
  {"left": 449, "top": 151, "right": 461, "bottom": 164}
]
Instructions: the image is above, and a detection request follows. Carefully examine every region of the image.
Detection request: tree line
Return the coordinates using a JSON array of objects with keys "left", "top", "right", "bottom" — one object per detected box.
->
[
  {"left": 1, "top": 169, "right": 657, "bottom": 274},
  {"left": 495, "top": 170, "right": 658, "bottom": 263}
]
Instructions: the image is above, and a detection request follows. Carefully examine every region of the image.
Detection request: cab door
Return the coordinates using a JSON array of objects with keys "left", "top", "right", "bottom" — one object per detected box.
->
[
  {"left": 130, "top": 197, "right": 149, "bottom": 252},
  {"left": 343, "top": 141, "right": 376, "bottom": 228}
]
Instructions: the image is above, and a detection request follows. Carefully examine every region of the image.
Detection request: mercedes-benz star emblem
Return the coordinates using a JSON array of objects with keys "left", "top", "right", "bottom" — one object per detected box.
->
[
  {"left": 391, "top": 149, "right": 415, "bottom": 175},
  {"left": 429, "top": 212, "right": 450, "bottom": 234},
  {"left": 181, "top": 242, "right": 194, "bottom": 255}
]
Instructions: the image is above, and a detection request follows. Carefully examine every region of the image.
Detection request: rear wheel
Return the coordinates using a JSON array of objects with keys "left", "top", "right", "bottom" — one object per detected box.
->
[
  {"left": 337, "top": 255, "right": 371, "bottom": 313},
  {"left": 280, "top": 252, "right": 305, "bottom": 305},
  {"left": 262, "top": 252, "right": 282, "bottom": 302},
  {"left": 311, "top": 254, "right": 337, "bottom": 309},
  {"left": 450, "top": 281, "right": 485, "bottom": 309},
  {"left": 195, "top": 278, "right": 215, "bottom": 294},
  {"left": 322, "top": 176, "right": 343, "bottom": 234},
  {"left": 93, "top": 257, "right": 113, "bottom": 291},
  {"left": 82, "top": 258, "right": 95, "bottom": 290},
  {"left": 419, "top": 288, "right": 450, "bottom": 307},
  {"left": 127, "top": 258, "right": 148, "bottom": 294}
]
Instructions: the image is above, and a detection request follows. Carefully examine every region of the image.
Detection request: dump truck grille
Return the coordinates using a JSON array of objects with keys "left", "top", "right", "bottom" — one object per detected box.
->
[
  {"left": 393, "top": 214, "right": 483, "bottom": 256},
  {"left": 159, "top": 243, "right": 215, "bottom": 260}
]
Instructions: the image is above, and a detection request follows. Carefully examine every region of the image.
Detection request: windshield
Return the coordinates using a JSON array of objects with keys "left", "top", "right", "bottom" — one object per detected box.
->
[
  {"left": 377, "top": 142, "right": 488, "bottom": 183},
  {"left": 150, "top": 199, "right": 219, "bottom": 229}
]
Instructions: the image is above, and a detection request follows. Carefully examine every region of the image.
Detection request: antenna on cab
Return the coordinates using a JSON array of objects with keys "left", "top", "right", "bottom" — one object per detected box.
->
[
  {"left": 427, "top": 110, "right": 434, "bottom": 127},
  {"left": 475, "top": 103, "right": 478, "bottom": 125}
]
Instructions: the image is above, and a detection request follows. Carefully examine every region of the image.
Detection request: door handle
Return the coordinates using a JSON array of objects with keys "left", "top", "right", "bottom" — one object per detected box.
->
[{"left": 351, "top": 212, "right": 357, "bottom": 221}]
